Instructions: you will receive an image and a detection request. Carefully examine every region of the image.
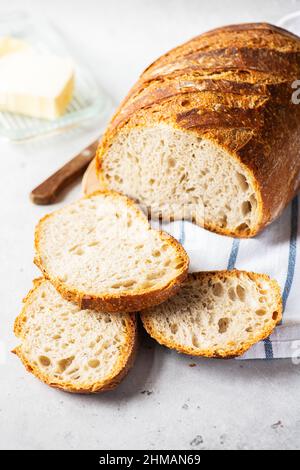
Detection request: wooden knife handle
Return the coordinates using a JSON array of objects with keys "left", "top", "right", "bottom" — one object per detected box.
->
[{"left": 30, "top": 139, "right": 99, "bottom": 205}]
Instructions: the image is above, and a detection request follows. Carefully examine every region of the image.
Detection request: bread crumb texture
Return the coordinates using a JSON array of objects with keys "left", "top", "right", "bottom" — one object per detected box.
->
[
  {"left": 141, "top": 270, "right": 282, "bottom": 358},
  {"left": 14, "top": 279, "right": 137, "bottom": 393},
  {"left": 34, "top": 191, "right": 189, "bottom": 313}
]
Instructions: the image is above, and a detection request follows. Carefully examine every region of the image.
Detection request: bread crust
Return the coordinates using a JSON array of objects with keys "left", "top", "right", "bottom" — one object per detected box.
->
[
  {"left": 141, "top": 270, "right": 283, "bottom": 358},
  {"left": 95, "top": 23, "right": 300, "bottom": 238},
  {"left": 13, "top": 278, "right": 138, "bottom": 393},
  {"left": 34, "top": 190, "right": 189, "bottom": 313}
]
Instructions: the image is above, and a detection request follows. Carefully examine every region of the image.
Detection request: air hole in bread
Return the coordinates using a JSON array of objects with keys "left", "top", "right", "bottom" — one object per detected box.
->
[
  {"left": 57, "top": 356, "right": 74, "bottom": 373},
  {"left": 72, "top": 375, "right": 81, "bottom": 381},
  {"left": 66, "top": 367, "right": 79, "bottom": 376},
  {"left": 218, "top": 318, "right": 230, "bottom": 334},
  {"left": 181, "top": 99, "right": 190, "bottom": 107},
  {"left": 170, "top": 323, "right": 178, "bottom": 334},
  {"left": 235, "top": 223, "right": 250, "bottom": 235},
  {"left": 69, "top": 244, "right": 79, "bottom": 253},
  {"left": 242, "top": 201, "right": 251, "bottom": 216},
  {"left": 259, "top": 289, "right": 268, "bottom": 295},
  {"left": 168, "top": 158, "right": 176, "bottom": 168},
  {"left": 236, "top": 284, "right": 246, "bottom": 302},
  {"left": 212, "top": 282, "right": 224, "bottom": 297},
  {"left": 179, "top": 173, "right": 187, "bottom": 183},
  {"left": 256, "top": 309, "right": 266, "bottom": 316},
  {"left": 152, "top": 250, "right": 161, "bottom": 257},
  {"left": 236, "top": 172, "right": 249, "bottom": 191},
  {"left": 114, "top": 175, "right": 123, "bottom": 183},
  {"left": 88, "top": 241, "right": 99, "bottom": 247},
  {"left": 38, "top": 355, "right": 51, "bottom": 367},
  {"left": 53, "top": 334, "right": 61, "bottom": 340},
  {"left": 122, "top": 279, "right": 136, "bottom": 288},
  {"left": 111, "top": 282, "right": 122, "bottom": 289},
  {"left": 174, "top": 261, "right": 185, "bottom": 270},
  {"left": 175, "top": 258, "right": 184, "bottom": 269},
  {"left": 147, "top": 271, "right": 162, "bottom": 280},
  {"left": 272, "top": 311, "right": 279, "bottom": 321},
  {"left": 88, "top": 359, "right": 100, "bottom": 368}
]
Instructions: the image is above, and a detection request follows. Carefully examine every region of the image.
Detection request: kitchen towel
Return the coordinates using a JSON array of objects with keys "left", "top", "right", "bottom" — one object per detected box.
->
[{"left": 153, "top": 195, "right": 299, "bottom": 360}]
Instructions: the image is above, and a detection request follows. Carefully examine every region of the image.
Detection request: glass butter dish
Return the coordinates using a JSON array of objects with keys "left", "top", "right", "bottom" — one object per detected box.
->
[{"left": 0, "top": 11, "right": 113, "bottom": 141}]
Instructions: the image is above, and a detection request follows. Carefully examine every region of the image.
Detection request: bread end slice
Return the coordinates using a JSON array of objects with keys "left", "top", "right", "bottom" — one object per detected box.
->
[
  {"left": 141, "top": 270, "right": 282, "bottom": 358},
  {"left": 13, "top": 279, "right": 138, "bottom": 393}
]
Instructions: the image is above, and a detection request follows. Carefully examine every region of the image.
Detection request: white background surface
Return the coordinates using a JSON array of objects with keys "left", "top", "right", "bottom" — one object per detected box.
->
[{"left": 1, "top": 0, "right": 300, "bottom": 450}]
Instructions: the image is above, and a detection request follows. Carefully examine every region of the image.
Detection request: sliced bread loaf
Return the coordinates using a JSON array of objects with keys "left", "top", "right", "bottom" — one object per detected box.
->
[
  {"left": 141, "top": 270, "right": 282, "bottom": 358},
  {"left": 13, "top": 279, "right": 137, "bottom": 393},
  {"left": 95, "top": 23, "right": 300, "bottom": 238},
  {"left": 34, "top": 191, "right": 189, "bottom": 313}
]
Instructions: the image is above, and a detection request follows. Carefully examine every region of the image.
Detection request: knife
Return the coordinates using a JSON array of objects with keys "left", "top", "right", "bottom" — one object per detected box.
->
[{"left": 30, "top": 138, "right": 99, "bottom": 205}]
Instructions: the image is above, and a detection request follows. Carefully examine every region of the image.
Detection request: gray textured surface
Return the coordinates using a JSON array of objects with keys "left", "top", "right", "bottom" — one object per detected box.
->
[{"left": 1, "top": 0, "right": 300, "bottom": 450}]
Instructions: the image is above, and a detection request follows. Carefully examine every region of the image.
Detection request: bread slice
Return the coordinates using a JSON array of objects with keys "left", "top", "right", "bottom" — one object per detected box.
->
[
  {"left": 13, "top": 279, "right": 137, "bottom": 393},
  {"left": 34, "top": 191, "right": 189, "bottom": 313},
  {"left": 141, "top": 270, "right": 282, "bottom": 358}
]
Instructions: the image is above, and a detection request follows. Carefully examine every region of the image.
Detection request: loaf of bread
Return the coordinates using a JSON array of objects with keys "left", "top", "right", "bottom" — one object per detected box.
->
[
  {"left": 34, "top": 191, "right": 189, "bottom": 313},
  {"left": 13, "top": 279, "right": 137, "bottom": 393},
  {"left": 141, "top": 270, "right": 282, "bottom": 358},
  {"left": 95, "top": 23, "right": 300, "bottom": 238}
]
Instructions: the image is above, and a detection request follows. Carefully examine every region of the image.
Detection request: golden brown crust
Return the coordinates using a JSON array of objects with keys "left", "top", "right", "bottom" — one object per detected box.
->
[
  {"left": 141, "top": 270, "right": 283, "bottom": 358},
  {"left": 95, "top": 23, "right": 300, "bottom": 238},
  {"left": 34, "top": 190, "right": 189, "bottom": 313},
  {"left": 13, "top": 279, "right": 138, "bottom": 394}
]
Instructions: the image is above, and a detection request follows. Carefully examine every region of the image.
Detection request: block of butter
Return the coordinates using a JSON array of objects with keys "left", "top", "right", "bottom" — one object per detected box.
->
[{"left": 0, "top": 51, "right": 74, "bottom": 120}]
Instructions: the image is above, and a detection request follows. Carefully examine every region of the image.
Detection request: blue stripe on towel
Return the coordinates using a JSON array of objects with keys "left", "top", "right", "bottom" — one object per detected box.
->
[
  {"left": 263, "top": 196, "right": 298, "bottom": 359},
  {"left": 263, "top": 337, "right": 274, "bottom": 359},
  {"left": 282, "top": 196, "right": 298, "bottom": 311},
  {"left": 227, "top": 239, "right": 240, "bottom": 270}
]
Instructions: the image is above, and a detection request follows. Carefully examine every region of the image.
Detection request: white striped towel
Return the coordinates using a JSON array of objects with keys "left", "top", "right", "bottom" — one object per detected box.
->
[{"left": 152, "top": 196, "right": 299, "bottom": 360}]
